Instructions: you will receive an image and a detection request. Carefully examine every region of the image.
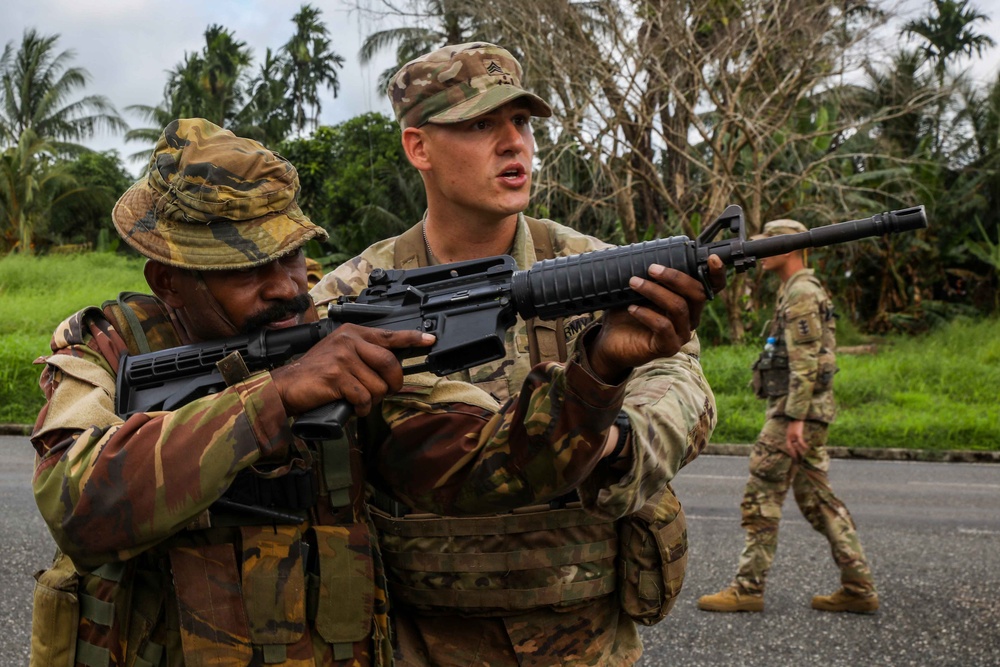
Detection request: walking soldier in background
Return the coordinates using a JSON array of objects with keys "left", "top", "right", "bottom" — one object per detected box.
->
[{"left": 697, "top": 219, "right": 879, "bottom": 615}]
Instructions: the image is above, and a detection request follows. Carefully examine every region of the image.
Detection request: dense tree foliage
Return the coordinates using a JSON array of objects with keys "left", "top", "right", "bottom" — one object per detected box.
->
[
  {"left": 46, "top": 150, "right": 134, "bottom": 249},
  {"left": 281, "top": 112, "right": 424, "bottom": 263}
]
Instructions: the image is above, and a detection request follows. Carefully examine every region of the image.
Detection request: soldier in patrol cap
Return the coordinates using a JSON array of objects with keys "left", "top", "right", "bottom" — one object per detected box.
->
[
  {"left": 313, "top": 42, "right": 727, "bottom": 666},
  {"left": 697, "top": 217, "right": 879, "bottom": 615},
  {"left": 27, "top": 118, "right": 444, "bottom": 666}
]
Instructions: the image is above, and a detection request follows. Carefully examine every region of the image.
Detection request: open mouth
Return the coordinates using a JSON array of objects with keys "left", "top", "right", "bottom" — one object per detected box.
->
[{"left": 499, "top": 164, "right": 526, "bottom": 180}]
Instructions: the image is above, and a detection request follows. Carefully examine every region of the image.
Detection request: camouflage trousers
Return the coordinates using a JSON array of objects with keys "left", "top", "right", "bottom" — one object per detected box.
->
[{"left": 733, "top": 417, "right": 875, "bottom": 597}]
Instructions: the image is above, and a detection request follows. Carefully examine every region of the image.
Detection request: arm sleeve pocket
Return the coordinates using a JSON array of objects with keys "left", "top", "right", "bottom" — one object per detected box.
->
[{"left": 786, "top": 300, "right": 823, "bottom": 344}]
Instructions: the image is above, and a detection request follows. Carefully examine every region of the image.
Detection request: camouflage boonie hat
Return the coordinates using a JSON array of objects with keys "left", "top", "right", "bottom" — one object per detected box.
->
[
  {"left": 112, "top": 118, "right": 328, "bottom": 271},
  {"left": 387, "top": 42, "right": 553, "bottom": 129},
  {"left": 751, "top": 218, "right": 809, "bottom": 240}
]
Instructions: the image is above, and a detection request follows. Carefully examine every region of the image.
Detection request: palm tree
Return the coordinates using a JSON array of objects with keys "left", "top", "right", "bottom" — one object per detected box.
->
[
  {"left": 234, "top": 48, "right": 295, "bottom": 145},
  {"left": 0, "top": 28, "right": 127, "bottom": 153},
  {"left": 0, "top": 128, "right": 84, "bottom": 253},
  {"left": 126, "top": 25, "right": 253, "bottom": 162},
  {"left": 359, "top": 0, "right": 491, "bottom": 89},
  {"left": 282, "top": 4, "right": 344, "bottom": 133},
  {"left": 198, "top": 25, "right": 253, "bottom": 126},
  {"left": 901, "top": 0, "right": 996, "bottom": 80}
]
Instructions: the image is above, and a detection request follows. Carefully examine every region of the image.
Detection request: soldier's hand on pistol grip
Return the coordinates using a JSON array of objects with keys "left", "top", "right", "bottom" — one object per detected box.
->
[{"left": 271, "top": 324, "right": 435, "bottom": 417}]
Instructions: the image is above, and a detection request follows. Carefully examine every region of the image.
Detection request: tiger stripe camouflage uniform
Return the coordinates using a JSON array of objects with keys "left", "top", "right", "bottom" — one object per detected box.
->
[
  {"left": 312, "top": 213, "right": 718, "bottom": 666},
  {"left": 734, "top": 268, "right": 876, "bottom": 597}
]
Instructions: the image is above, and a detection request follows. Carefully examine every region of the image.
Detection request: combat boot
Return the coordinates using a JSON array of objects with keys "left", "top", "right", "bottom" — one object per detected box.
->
[
  {"left": 697, "top": 586, "right": 764, "bottom": 612},
  {"left": 811, "top": 588, "right": 880, "bottom": 614}
]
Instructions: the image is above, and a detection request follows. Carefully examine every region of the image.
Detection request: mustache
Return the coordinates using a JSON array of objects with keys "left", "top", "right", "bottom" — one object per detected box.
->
[{"left": 240, "top": 294, "right": 312, "bottom": 333}]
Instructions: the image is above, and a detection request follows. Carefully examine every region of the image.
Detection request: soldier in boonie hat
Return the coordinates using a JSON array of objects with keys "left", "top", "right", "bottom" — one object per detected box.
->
[
  {"left": 112, "top": 118, "right": 327, "bottom": 270},
  {"left": 31, "top": 118, "right": 440, "bottom": 665},
  {"left": 387, "top": 42, "right": 553, "bottom": 128}
]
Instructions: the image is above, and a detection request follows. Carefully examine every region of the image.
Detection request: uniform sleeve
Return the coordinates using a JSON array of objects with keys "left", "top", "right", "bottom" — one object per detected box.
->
[
  {"left": 781, "top": 289, "right": 823, "bottom": 420},
  {"left": 575, "top": 331, "right": 717, "bottom": 520},
  {"left": 373, "top": 339, "right": 626, "bottom": 515},
  {"left": 537, "top": 220, "right": 718, "bottom": 518},
  {"left": 30, "top": 312, "right": 295, "bottom": 570}
]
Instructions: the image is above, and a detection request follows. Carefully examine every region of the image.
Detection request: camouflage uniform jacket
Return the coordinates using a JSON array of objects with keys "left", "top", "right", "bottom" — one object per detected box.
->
[
  {"left": 31, "top": 296, "right": 394, "bottom": 666},
  {"left": 311, "top": 214, "right": 718, "bottom": 666},
  {"left": 765, "top": 268, "right": 838, "bottom": 423}
]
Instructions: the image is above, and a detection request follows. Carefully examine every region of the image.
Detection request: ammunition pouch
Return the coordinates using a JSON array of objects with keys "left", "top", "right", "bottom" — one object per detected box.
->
[
  {"left": 371, "top": 503, "right": 618, "bottom": 617},
  {"left": 169, "top": 522, "right": 379, "bottom": 665},
  {"left": 307, "top": 524, "right": 376, "bottom": 652},
  {"left": 751, "top": 347, "right": 790, "bottom": 399},
  {"left": 31, "top": 551, "right": 80, "bottom": 666},
  {"left": 617, "top": 486, "right": 688, "bottom": 626}
]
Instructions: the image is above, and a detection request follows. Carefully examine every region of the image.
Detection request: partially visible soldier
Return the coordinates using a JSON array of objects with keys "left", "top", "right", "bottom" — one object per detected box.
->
[
  {"left": 697, "top": 218, "right": 879, "bottom": 615},
  {"left": 305, "top": 256, "right": 325, "bottom": 289},
  {"left": 313, "top": 42, "right": 726, "bottom": 666}
]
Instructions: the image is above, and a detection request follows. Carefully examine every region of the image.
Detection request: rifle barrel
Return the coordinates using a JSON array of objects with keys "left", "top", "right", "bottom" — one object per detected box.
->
[
  {"left": 512, "top": 206, "right": 927, "bottom": 321},
  {"left": 742, "top": 206, "right": 927, "bottom": 259}
]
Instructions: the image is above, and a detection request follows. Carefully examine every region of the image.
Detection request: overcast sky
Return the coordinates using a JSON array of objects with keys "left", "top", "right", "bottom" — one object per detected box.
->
[
  {"left": 1, "top": 0, "right": 400, "bottom": 173},
  {"left": 3, "top": 0, "right": 1000, "bottom": 176}
]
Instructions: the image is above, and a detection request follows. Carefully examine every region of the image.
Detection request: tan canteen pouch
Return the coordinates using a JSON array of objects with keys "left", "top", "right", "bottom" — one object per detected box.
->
[{"left": 617, "top": 486, "right": 688, "bottom": 625}]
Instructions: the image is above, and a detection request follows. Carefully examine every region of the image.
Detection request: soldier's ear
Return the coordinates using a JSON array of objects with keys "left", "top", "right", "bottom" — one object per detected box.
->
[
  {"left": 144, "top": 261, "right": 188, "bottom": 309},
  {"left": 401, "top": 127, "right": 432, "bottom": 172}
]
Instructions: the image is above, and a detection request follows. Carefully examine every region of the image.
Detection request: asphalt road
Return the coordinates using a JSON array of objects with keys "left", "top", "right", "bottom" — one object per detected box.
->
[
  {"left": 637, "top": 454, "right": 1000, "bottom": 667},
  {"left": 2, "top": 436, "right": 999, "bottom": 666}
]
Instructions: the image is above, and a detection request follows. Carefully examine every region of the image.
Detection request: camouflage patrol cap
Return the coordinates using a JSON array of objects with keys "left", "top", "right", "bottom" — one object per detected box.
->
[
  {"left": 387, "top": 42, "right": 553, "bottom": 129},
  {"left": 751, "top": 218, "right": 809, "bottom": 240},
  {"left": 112, "top": 118, "right": 327, "bottom": 271}
]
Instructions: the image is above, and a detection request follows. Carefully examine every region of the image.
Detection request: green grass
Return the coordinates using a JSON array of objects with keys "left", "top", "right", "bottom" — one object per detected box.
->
[
  {"left": 2, "top": 254, "right": 998, "bottom": 451},
  {"left": 0, "top": 253, "right": 147, "bottom": 336},
  {"left": 702, "top": 318, "right": 1000, "bottom": 451},
  {"left": 0, "top": 253, "right": 147, "bottom": 425}
]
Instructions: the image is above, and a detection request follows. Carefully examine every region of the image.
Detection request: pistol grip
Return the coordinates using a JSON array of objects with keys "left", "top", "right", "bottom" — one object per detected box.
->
[{"left": 291, "top": 401, "right": 353, "bottom": 440}]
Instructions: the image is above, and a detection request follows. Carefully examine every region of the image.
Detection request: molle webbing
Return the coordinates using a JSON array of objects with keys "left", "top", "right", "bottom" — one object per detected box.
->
[
  {"left": 372, "top": 504, "right": 618, "bottom": 613},
  {"left": 74, "top": 561, "right": 129, "bottom": 667}
]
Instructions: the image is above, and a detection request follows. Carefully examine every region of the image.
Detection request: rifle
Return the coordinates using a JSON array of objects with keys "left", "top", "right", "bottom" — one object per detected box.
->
[{"left": 115, "top": 204, "right": 927, "bottom": 439}]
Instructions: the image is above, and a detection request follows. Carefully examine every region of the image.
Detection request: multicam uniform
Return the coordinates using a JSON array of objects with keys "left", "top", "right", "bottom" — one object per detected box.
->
[
  {"left": 312, "top": 214, "right": 718, "bottom": 666},
  {"left": 737, "top": 268, "right": 875, "bottom": 597},
  {"left": 30, "top": 285, "right": 627, "bottom": 666}
]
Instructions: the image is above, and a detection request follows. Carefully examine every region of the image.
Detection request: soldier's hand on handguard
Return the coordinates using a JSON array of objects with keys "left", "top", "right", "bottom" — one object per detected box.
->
[
  {"left": 271, "top": 324, "right": 435, "bottom": 417},
  {"left": 588, "top": 254, "right": 726, "bottom": 384}
]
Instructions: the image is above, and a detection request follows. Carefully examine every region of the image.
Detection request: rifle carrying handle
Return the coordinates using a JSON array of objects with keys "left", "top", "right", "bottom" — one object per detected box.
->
[{"left": 291, "top": 401, "right": 352, "bottom": 440}]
